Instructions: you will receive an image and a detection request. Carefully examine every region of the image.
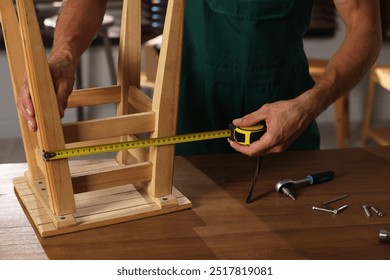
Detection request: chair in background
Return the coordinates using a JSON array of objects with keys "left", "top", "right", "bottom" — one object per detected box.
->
[
  {"left": 308, "top": 59, "right": 350, "bottom": 148},
  {"left": 306, "top": 0, "right": 349, "bottom": 148},
  {"left": 360, "top": 65, "right": 390, "bottom": 145}
]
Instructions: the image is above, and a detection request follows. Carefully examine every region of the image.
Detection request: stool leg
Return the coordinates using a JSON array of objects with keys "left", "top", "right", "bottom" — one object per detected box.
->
[
  {"left": 16, "top": 0, "right": 76, "bottom": 216},
  {"left": 149, "top": 0, "right": 184, "bottom": 198},
  {"left": 75, "top": 64, "right": 85, "bottom": 121},
  {"left": 0, "top": 0, "right": 43, "bottom": 179}
]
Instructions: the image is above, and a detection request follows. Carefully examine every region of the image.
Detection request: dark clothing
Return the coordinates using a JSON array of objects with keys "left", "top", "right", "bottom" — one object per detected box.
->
[{"left": 177, "top": 0, "right": 320, "bottom": 155}]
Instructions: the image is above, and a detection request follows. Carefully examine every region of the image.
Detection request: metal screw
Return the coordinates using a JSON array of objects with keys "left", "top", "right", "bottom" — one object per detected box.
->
[
  {"left": 312, "top": 206, "right": 338, "bottom": 214},
  {"left": 362, "top": 205, "right": 371, "bottom": 217},
  {"left": 322, "top": 194, "right": 349, "bottom": 206},
  {"left": 336, "top": 205, "right": 349, "bottom": 213},
  {"left": 370, "top": 206, "right": 384, "bottom": 217}
]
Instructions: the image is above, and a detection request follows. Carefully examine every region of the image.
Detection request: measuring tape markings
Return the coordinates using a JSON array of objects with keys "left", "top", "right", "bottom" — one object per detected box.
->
[{"left": 43, "top": 124, "right": 266, "bottom": 161}]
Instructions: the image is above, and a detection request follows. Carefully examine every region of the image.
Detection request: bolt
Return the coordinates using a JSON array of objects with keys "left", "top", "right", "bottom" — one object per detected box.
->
[
  {"left": 370, "top": 206, "right": 384, "bottom": 217},
  {"left": 312, "top": 206, "right": 338, "bottom": 214},
  {"left": 336, "top": 205, "right": 349, "bottom": 213},
  {"left": 362, "top": 205, "right": 371, "bottom": 217}
]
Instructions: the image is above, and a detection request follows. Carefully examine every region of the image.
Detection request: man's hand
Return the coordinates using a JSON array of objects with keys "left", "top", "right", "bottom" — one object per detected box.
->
[
  {"left": 17, "top": 56, "right": 76, "bottom": 131},
  {"left": 228, "top": 94, "right": 316, "bottom": 157}
]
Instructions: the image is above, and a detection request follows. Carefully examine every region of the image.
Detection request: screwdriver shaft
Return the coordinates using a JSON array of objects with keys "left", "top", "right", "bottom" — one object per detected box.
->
[{"left": 282, "top": 188, "right": 296, "bottom": 200}]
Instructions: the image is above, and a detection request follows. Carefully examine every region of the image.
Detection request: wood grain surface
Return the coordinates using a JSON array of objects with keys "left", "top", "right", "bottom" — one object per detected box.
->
[{"left": 1, "top": 147, "right": 390, "bottom": 260}]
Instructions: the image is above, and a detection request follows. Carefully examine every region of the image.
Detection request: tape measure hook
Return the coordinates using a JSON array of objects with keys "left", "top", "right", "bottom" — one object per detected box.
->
[{"left": 43, "top": 151, "right": 56, "bottom": 161}]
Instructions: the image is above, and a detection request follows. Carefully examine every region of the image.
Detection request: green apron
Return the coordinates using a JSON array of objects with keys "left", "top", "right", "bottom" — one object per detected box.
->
[{"left": 176, "top": 0, "right": 320, "bottom": 155}]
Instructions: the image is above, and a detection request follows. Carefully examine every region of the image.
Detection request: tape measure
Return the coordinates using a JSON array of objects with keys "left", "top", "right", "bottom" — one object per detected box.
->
[{"left": 42, "top": 123, "right": 266, "bottom": 161}]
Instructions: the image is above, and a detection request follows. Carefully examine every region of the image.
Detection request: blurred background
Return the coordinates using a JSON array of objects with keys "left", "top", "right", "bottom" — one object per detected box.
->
[{"left": 1, "top": 0, "right": 389, "bottom": 163}]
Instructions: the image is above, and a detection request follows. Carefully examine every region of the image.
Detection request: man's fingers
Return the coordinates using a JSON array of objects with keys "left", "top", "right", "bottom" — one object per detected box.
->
[
  {"left": 22, "top": 99, "right": 37, "bottom": 130},
  {"left": 233, "top": 106, "right": 268, "bottom": 127},
  {"left": 228, "top": 135, "right": 270, "bottom": 157},
  {"left": 17, "top": 82, "right": 38, "bottom": 131}
]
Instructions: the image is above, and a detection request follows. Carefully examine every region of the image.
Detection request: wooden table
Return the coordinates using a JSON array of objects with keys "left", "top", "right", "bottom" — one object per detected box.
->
[{"left": 1, "top": 147, "right": 390, "bottom": 260}]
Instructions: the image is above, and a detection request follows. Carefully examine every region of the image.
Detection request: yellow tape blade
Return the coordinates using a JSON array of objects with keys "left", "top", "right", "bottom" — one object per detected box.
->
[{"left": 43, "top": 129, "right": 231, "bottom": 161}]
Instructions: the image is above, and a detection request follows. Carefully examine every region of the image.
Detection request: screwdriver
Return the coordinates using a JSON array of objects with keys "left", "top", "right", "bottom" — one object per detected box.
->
[{"left": 275, "top": 171, "right": 335, "bottom": 200}]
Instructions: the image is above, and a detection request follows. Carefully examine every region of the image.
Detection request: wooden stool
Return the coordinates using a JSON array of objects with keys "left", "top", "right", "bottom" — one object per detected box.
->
[
  {"left": 308, "top": 59, "right": 350, "bottom": 148},
  {"left": 0, "top": 0, "right": 191, "bottom": 237},
  {"left": 361, "top": 65, "right": 390, "bottom": 145}
]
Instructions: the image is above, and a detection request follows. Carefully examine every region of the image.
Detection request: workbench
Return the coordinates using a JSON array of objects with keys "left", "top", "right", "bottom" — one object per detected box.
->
[{"left": 1, "top": 146, "right": 390, "bottom": 260}]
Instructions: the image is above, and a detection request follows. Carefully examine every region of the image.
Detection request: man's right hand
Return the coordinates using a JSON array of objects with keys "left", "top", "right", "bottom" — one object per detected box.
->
[{"left": 17, "top": 56, "right": 77, "bottom": 131}]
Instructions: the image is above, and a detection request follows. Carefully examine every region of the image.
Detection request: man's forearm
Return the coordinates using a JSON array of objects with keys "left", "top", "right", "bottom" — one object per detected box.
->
[
  {"left": 51, "top": 0, "right": 109, "bottom": 68},
  {"left": 300, "top": 0, "right": 381, "bottom": 119}
]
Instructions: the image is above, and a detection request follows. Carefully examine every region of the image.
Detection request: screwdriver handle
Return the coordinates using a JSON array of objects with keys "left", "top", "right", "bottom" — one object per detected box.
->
[{"left": 307, "top": 171, "right": 335, "bottom": 185}]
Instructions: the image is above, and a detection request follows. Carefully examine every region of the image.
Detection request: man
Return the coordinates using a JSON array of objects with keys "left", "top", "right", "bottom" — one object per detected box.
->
[{"left": 17, "top": 0, "right": 381, "bottom": 156}]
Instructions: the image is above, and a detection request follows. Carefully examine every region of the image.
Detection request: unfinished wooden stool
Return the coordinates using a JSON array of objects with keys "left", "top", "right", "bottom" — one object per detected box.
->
[{"left": 0, "top": 0, "right": 191, "bottom": 237}]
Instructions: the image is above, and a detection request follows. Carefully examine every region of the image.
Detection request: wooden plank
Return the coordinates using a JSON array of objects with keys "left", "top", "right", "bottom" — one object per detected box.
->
[
  {"left": 67, "top": 86, "right": 121, "bottom": 108},
  {"left": 75, "top": 189, "right": 142, "bottom": 210},
  {"left": 116, "top": 0, "right": 142, "bottom": 164},
  {"left": 148, "top": 0, "right": 184, "bottom": 197},
  {"left": 0, "top": 0, "right": 42, "bottom": 179},
  {"left": 75, "top": 184, "right": 138, "bottom": 201},
  {"left": 117, "top": 134, "right": 149, "bottom": 163},
  {"left": 75, "top": 201, "right": 156, "bottom": 224},
  {"left": 62, "top": 111, "right": 156, "bottom": 143},
  {"left": 117, "top": 0, "right": 141, "bottom": 102},
  {"left": 69, "top": 159, "right": 121, "bottom": 175},
  {"left": 128, "top": 86, "right": 152, "bottom": 112},
  {"left": 71, "top": 162, "right": 153, "bottom": 193},
  {"left": 74, "top": 193, "right": 150, "bottom": 218},
  {"left": 16, "top": 0, "right": 75, "bottom": 215},
  {"left": 65, "top": 136, "right": 121, "bottom": 150}
]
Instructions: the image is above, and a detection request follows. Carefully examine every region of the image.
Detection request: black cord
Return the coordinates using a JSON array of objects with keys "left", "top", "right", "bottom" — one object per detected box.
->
[{"left": 245, "top": 156, "right": 262, "bottom": 203}]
